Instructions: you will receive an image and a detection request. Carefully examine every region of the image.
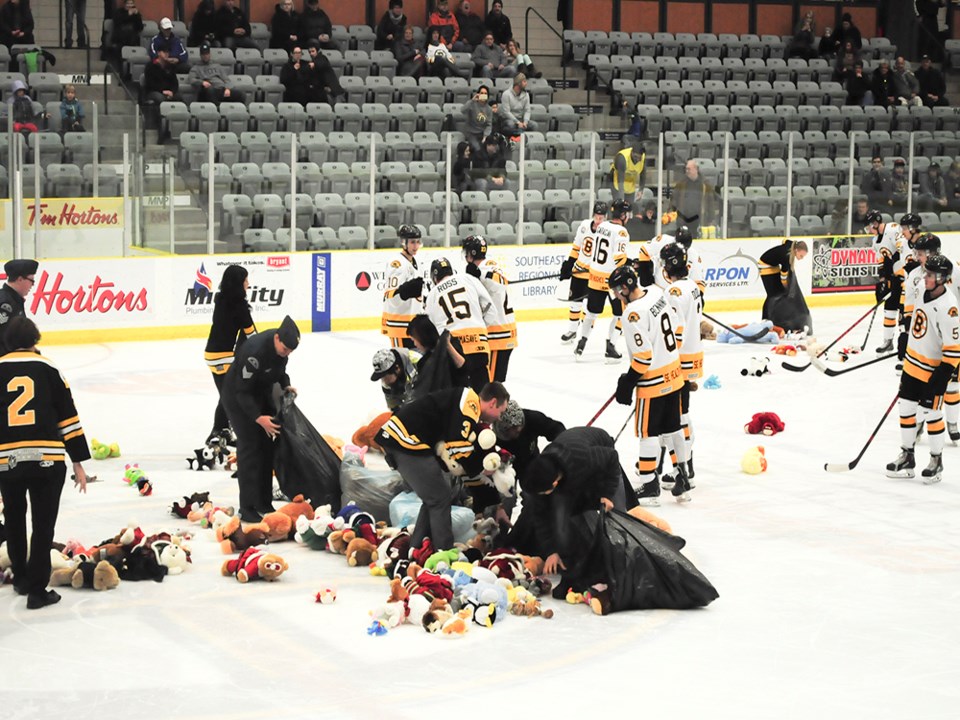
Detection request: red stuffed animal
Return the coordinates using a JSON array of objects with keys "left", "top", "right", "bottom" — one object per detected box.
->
[
  {"left": 221, "top": 546, "right": 288, "bottom": 582},
  {"left": 744, "top": 412, "right": 785, "bottom": 436}
]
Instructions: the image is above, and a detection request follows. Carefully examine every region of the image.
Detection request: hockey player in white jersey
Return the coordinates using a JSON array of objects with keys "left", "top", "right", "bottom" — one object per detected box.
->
[
  {"left": 462, "top": 234, "right": 517, "bottom": 382},
  {"left": 867, "top": 210, "right": 905, "bottom": 353},
  {"left": 636, "top": 225, "right": 705, "bottom": 293},
  {"left": 382, "top": 225, "right": 427, "bottom": 348},
  {"left": 886, "top": 254, "right": 960, "bottom": 484},
  {"left": 559, "top": 201, "right": 607, "bottom": 344},
  {"left": 425, "top": 257, "right": 499, "bottom": 392}
]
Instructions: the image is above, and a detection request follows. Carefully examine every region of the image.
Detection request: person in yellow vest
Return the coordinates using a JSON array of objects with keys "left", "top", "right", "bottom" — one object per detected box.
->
[{"left": 611, "top": 144, "right": 645, "bottom": 203}]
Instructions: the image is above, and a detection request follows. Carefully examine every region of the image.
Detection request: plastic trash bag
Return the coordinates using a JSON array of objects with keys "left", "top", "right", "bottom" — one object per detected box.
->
[
  {"left": 339, "top": 451, "right": 406, "bottom": 523},
  {"left": 764, "top": 272, "right": 813, "bottom": 334},
  {"left": 389, "top": 491, "right": 476, "bottom": 544},
  {"left": 563, "top": 509, "right": 719, "bottom": 612},
  {"left": 274, "top": 392, "right": 342, "bottom": 512}
]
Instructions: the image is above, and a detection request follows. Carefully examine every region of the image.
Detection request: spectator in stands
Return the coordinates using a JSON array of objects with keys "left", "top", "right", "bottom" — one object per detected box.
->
[
  {"left": 425, "top": 25, "right": 467, "bottom": 79},
  {"left": 861, "top": 157, "right": 892, "bottom": 207},
  {"left": 428, "top": 0, "right": 459, "bottom": 49},
  {"left": 892, "top": 56, "right": 922, "bottom": 106},
  {"left": 188, "top": 0, "right": 219, "bottom": 47},
  {"left": 828, "top": 199, "right": 849, "bottom": 235},
  {"left": 831, "top": 41, "right": 860, "bottom": 84},
  {"left": 455, "top": 0, "right": 484, "bottom": 52},
  {"left": 472, "top": 31, "right": 515, "bottom": 80},
  {"left": 299, "top": 0, "right": 335, "bottom": 50},
  {"left": 852, "top": 197, "right": 870, "bottom": 228},
  {"left": 305, "top": 39, "right": 343, "bottom": 104},
  {"left": 947, "top": 160, "right": 960, "bottom": 211},
  {"left": 0, "top": 0, "right": 35, "bottom": 47},
  {"left": 488, "top": 96, "right": 506, "bottom": 137},
  {"left": 844, "top": 62, "right": 874, "bottom": 106},
  {"left": 111, "top": 0, "right": 143, "bottom": 50},
  {"left": 8, "top": 79, "right": 42, "bottom": 134},
  {"left": 505, "top": 39, "right": 541, "bottom": 79},
  {"left": 149, "top": 17, "right": 188, "bottom": 70},
  {"left": 270, "top": 0, "right": 299, "bottom": 53},
  {"left": 633, "top": 200, "right": 658, "bottom": 242},
  {"left": 189, "top": 43, "right": 245, "bottom": 105},
  {"left": 832, "top": 12, "right": 862, "bottom": 52},
  {"left": 817, "top": 27, "right": 835, "bottom": 60},
  {"left": 916, "top": 0, "right": 943, "bottom": 61},
  {"left": 279, "top": 45, "right": 310, "bottom": 104},
  {"left": 452, "top": 140, "right": 476, "bottom": 193},
  {"left": 473, "top": 133, "right": 507, "bottom": 192},
  {"left": 64, "top": 0, "right": 87, "bottom": 48},
  {"left": 375, "top": 0, "right": 405, "bottom": 52},
  {"left": 393, "top": 25, "right": 424, "bottom": 78},
  {"left": 915, "top": 54, "right": 948, "bottom": 107},
  {"left": 500, "top": 72, "right": 536, "bottom": 136},
  {"left": 671, "top": 160, "right": 716, "bottom": 239},
  {"left": 215, "top": 0, "right": 258, "bottom": 51},
  {"left": 485, "top": 0, "right": 512, "bottom": 46},
  {"left": 871, "top": 60, "right": 896, "bottom": 108},
  {"left": 142, "top": 48, "right": 182, "bottom": 113},
  {"left": 610, "top": 143, "right": 645, "bottom": 203},
  {"left": 919, "top": 162, "right": 949, "bottom": 211},
  {"left": 889, "top": 159, "right": 909, "bottom": 212},
  {"left": 786, "top": 11, "right": 816, "bottom": 60},
  {"left": 462, "top": 84, "right": 493, "bottom": 152},
  {"left": 60, "top": 83, "right": 85, "bottom": 132}
]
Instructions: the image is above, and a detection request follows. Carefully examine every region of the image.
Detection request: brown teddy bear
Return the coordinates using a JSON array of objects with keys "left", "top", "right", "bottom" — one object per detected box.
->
[
  {"left": 70, "top": 560, "right": 120, "bottom": 590},
  {"left": 260, "top": 511, "right": 294, "bottom": 543},
  {"left": 326, "top": 529, "right": 354, "bottom": 555},
  {"left": 221, "top": 546, "right": 288, "bottom": 582},
  {"left": 216, "top": 516, "right": 270, "bottom": 554},
  {"left": 700, "top": 319, "right": 717, "bottom": 341},
  {"left": 275, "top": 494, "right": 314, "bottom": 523},
  {"left": 346, "top": 537, "right": 378, "bottom": 567}
]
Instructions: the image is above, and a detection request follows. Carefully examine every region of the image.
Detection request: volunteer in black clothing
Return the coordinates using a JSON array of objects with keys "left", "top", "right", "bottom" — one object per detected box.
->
[
  {"left": 493, "top": 399, "right": 565, "bottom": 479},
  {"left": 222, "top": 315, "right": 300, "bottom": 522},
  {"left": 758, "top": 239, "right": 808, "bottom": 320},
  {"left": 203, "top": 265, "right": 256, "bottom": 445},
  {"left": 0, "top": 317, "right": 91, "bottom": 610},
  {"left": 0, "top": 258, "right": 38, "bottom": 354},
  {"left": 378, "top": 382, "right": 510, "bottom": 550}
]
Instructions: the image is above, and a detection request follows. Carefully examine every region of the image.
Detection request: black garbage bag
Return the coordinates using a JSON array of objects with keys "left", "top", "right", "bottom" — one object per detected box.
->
[
  {"left": 764, "top": 272, "right": 812, "bottom": 334},
  {"left": 274, "top": 393, "right": 342, "bottom": 512},
  {"left": 563, "top": 509, "right": 718, "bottom": 612}
]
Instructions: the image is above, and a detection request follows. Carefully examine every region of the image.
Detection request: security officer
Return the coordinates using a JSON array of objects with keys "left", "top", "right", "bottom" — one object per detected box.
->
[
  {"left": 222, "top": 314, "right": 300, "bottom": 522},
  {"left": 0, "top": 258, "right": 38, "bottom": 354}
]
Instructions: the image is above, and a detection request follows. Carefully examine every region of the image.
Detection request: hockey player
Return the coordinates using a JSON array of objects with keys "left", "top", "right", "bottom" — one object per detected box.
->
[
  {"left": 574, "top": 199, "right": 631, "bottom": 362},
  {"left": 900, "top": 232, "right": 940, "bottom": 361},
  {"left": 462, "top": 235, "right": 517, "bottom": 382},
  {"left": 559, "top": 201, "right": 607, "bottom": 343},
  {"left": 608, "top": 264, "right": 690, "bottom": 505},
  {"left": 866, "top": 210, "right": 904, "bottom": 353},
  {"left": 637, "top": 225, "right": 705, "bottom": 293},
  {"left": 886, "top": 255, "right": 960, "bottom": 484},
  {"left": 659, "top": 243, "right": 704, "bottom": 486},
  {"left": 425, "top": 257, "right": 498, "bottom": 392},
  {"left": 382, "top": 225, "right": 427, "bottom": 348},
  {"left": 0, "top": 317, "right": 91, "bottom": 610}
]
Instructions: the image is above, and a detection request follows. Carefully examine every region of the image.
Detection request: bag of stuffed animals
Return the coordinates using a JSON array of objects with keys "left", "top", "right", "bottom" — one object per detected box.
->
[
  {"left": 389, "top": 492, "right": 476, "bottom": 544},
  {"left": 339, "top": 449, "right": 405, "bottom": 523},
  {"left": 274, "top": 391, "right": 342, "bottom": 511},
  {"left": 561, "top": 509, "right": 719, "bottom": 613}
]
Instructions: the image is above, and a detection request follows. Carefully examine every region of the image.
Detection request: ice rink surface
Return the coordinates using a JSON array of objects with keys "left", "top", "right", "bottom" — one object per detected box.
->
[{"left": 3, "top": 306, "right": 960, "bottom": 720}]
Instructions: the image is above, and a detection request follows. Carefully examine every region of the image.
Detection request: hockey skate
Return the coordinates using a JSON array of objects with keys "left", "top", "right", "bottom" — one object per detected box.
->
[
  {"left": 574, "top": 337, "right": 587, "bottom": 361},
  {"left": 885, "top": 448, "right": 915, "bottom": 478},
  {"left": 560, "top": 331, "right": 577, "bottom": 344},
  {"left": 921, "top": 454, "right": 943, "bottom": 485},
  {"left": 671, "top": 466, "right": 692, "bottom": 503},
  {"left": 875, "top": 338, "right": 894, "bottom": 354},
  {"left": 948, "top": 423, "right": 959, "bottom": 445},
  {"left": 660, "top": 471, "right": 676, "bottom": 491},
  {"left": 635, "top": 478, "right": 661, "bottom": 507},
  {"left": 687, "top": 458, "right": 696, "bottom": 488},
  {"left": 604, "top": 341, "right": 622, "bottom": 363}
]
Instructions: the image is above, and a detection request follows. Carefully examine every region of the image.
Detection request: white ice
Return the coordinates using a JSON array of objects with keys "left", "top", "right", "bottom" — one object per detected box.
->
[{"left": 2, "top": 307, "right": 960, "bottom": 720}]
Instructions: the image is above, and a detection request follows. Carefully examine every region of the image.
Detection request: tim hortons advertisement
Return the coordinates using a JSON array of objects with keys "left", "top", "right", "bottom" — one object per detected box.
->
[{"left": 17, "top": 198, "right": 126, "bottom": 258}]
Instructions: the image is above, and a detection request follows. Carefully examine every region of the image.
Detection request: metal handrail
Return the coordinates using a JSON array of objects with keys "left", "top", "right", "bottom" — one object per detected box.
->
[
  {"left": 83, "top": 23, "right": 91, "bottom": 84},
  {"left": 523, "top": 6, "right": 567, "bottom": 87}
]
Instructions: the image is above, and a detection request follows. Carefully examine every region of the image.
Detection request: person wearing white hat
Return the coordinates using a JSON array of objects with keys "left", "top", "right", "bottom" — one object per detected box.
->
[{"left": 148, "top": 17, "right": 188, "bottom": 68}]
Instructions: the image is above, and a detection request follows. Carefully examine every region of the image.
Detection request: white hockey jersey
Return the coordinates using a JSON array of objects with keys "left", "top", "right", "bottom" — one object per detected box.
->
[
  {"left": 475, "top": 258, "right": 517, "bottom": 351},
  {"left": 587, "top": 220, "right": 629, "bottom": 292},
  {"left": 665, "top": 277, "right": 705, "bottom": 381},
  {"left": 622, "top": 285, "right": 684, "bottom": 399},
  {"left": 904, "top": 286, "right": 960, "bottom": 384},
  {"left": 568, "top": 219, "right": 596, "bottom": 280},
  {"left": 903, "top": 262, "right": 925, "bottom": 323},
  {"left": 873, "top": 222, "right": 901, "bottom": 279},
  {"left": 425, "top": 273, "right": 498, "bottom": 355},
  {"left": 382, "top": 252, "right": 426, "bottom": 341},
  {"left": 639, "top": 234, "right": 705, "bottom": 292}
]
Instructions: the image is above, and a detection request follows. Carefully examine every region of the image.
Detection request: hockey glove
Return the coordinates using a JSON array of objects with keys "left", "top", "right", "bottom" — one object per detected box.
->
[
  {"left": 615, "top": 371, "right": 639, "bottom": 405},
  {"left": 464, "top": 262, "right": 481, "bottom": 278},
  {"left": 875, "top": 280, "right": 888, "bottom": 304},
  {"left": 637, "top": 259, "right": 655, "bottom": 287},
  {"left": 930, "top": 363, "right": 954, "bottom": 397},
  {"left": 897, "top": 332, "right": 908, "bottom": 361},
  {"left": 559, "top": 257, "right": 575, "bottom": 281},
  {"left": 397, "top": 276, "right": 424, "bottom": 300}
]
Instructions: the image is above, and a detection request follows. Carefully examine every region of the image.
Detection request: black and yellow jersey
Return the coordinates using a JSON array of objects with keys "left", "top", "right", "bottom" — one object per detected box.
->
[{"left": 204, "top": 297, "right": 256, "bottom": 375}]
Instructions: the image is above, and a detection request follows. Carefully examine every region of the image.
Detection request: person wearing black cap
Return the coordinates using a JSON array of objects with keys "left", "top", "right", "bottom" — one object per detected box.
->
[
  {"left": 214, "top": 0, "right": 257, "bottom": 51},
  {"left": 188, "top": 43, "right": 245, "bottom": 105},
  {"left": 0, "top": 258, "right": 38, "bottom": 355},
  {"left": 832, "top": 12, "right": 861, "bottom": 52},
  {"left": 916, "top": 54, "right": 948, "bottom": 108},
  {"left": 221, "top": 314, "right": 300, "bottom": 522}
]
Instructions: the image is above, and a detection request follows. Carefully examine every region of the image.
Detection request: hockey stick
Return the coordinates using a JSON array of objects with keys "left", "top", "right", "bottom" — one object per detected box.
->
[
  {"left": 824, "top": 393, "right": 899, "bottom": 472},
  {"left": 507, "top": 273, "right": 562, "bottom": 285},
  {"left": 703, "top": 312, "right": 775, "bottom": 342},
  {"left": 586, "top": 392, "right": 616, "bottom": 427},
  {"left": 810, "top": 351, "right": 897, "bottom": 377},
  {"left": 782, "top": 297, "right": 887, "bottom": 372},
  {"left": 613, "top": 405, "right": 635, "bottom": 442},
  {"left": 859, "top": 303, "right": 880, "bottom": 353}
]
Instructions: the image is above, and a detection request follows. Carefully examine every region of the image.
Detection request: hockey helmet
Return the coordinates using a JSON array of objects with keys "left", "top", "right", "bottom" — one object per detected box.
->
[
  {"left": 431, "top": 257, "right": 454, "bottom": 284},
  {"left": 608, "top": 265, "right": 638, "bottom": 294},
  {"left": 660, "top": 242, "right": 689, "bottom": 278},
  {"left": 461, "top": 234, "right": 488, "bottom": 260},
  {"left": 674, "top": 225, "right": 693, "bottom": 248},
  {"left": 899, "top": 212, "right": 922, "bottom": 231},
  {"left": 398, "top": 224, "right": 422, "bottom": 245},
  {"left": 610, "top": 199, "right": 632, "bottom": 221},
  {"left": 913, "top": 232, "right": 941, "bottom": 255},
  {"left": 592, "top": 200, "right": 609, "bottom": 217},
  {"left": 924, "top": 254, "right": 953, "bottom": 285},
  {"left": 864, "top": 210, "right": 883, "bottom": 227}
]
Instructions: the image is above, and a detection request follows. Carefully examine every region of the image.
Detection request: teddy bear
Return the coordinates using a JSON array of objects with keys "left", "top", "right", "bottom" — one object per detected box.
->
[
  {"left": 507, "top": 585, "right": 554, "bottom": 619},
  {"left": 149, "top": 540, "right": 190, "bottom": 575},
  {"left": 478, "top": 548, "right": 528, "bottom": 582},
  {"left": 741, "top": 446, "right": 768, "bottom": 474},
  {"left": 700, "top": 319, "right": 717, "bottom": 341},
  {"left": 744, "top": 412, "right": 785, "bottom": 436},
  {"left": 71, "top": 559, "right": 121, "bottom": 590},
  {"left": 170, "top": 492, "right": 211, "bottom": 519},
  {"left": 110, "top": 545, "right": 168, "bottom": 582},
  {"left": 719, "top": 320, "right": 779, "bottom": 345},
  {"left": 261, "top": 511, "right": 294, "bottom": 543},
  {"left": 294, "top": 514, "right": 330, "bottom": 551},
  {"left": 346, "top": 537, "right": 379, "bottom": 567},
  {"left": 325, "top": 529, "right": 353, "bottom": 555},
  {"left": 771, "top": 344, "right": 799, "bottom": 356},
  {"left": 221, "top": 546, "right": 288, "bottom": 583},
  {"left": 374, "top": 530, "right": 411, "bottom": 577},
  {"left": 185, "top": 443, "right": 222, "bottom": 471},
  {"left": 216, "top": 516, "right": 270, "bottom": 554},
  {"left": 400, "top": 564, "right": 454, "bottom": 602},
  {"left": 276, "top": 494, "right": 315, "bottom": 524},
  {"left": 421, "top": 599, "right": 473, "bottom": 635}
]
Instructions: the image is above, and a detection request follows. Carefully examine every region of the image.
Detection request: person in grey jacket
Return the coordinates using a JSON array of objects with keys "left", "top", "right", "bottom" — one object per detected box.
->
[
  {"left": 188, "top": 44, "right": 245, "bottom": 104},
  {"left": 471, "top": 31, "right": 515, "bottom": 79},
  {"left": 892, "top": 56, "right": 922, "bottom": 106},
  {"left": 461, "top": 84, "right": 493, "bottom": 152},
  {"left": 499, "top": 72, "right": 536, "bottom": 135}
]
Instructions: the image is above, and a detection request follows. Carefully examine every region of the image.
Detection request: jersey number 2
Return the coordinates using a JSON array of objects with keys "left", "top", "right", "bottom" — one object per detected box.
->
[{"left": 7, "top": 376, "right": 36, "bottom": 427}]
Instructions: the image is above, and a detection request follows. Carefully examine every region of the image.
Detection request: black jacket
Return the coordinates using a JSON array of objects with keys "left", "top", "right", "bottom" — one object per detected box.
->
[
  {"left": 484, "top": 10, "right": 512, "bottom": 45},
  {"left": 496, "top": 409, "right": 565, "bottom": 478},
  {"left": 298, "top": 5, "right": 332, "bottom": 42},
  {"left": 214, "top": 5, "right": 252, "bottom": 45},
  {"left": 270, "top": 5, "right": 299, "bottom": 51},
  {"left": 188, "top": 1, "right": 217, "bottom": 46},
  {"left": 0, "top": 284, "right": 26, "bottom": 354},
  {"left": 375, "top": 11, "right": 405, "bottom": 51},
  {"left": 221, "top": 329, "right": 291, "bottom": 421},
  {"left": 204, "top": 293, "right": 255, "bottom": 373},
  {"left": 143, "top": 59, "right": 180, "bottom": 96}
]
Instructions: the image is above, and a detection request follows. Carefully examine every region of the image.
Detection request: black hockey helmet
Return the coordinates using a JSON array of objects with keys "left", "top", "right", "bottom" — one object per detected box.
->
[
  {"left": 924, "top": 254, "right": 953, "bottom": 285},
  {"left": 913, "top": 232, "right": 941, "bottom": 255},
  {"left": 610, "top": 199, "right": 632, "bottom": 220},
  {"left": 660, "top": 242, "right": 689, "bottom": 278},
  {"left": 592, "top": 200, "right": 609, "bottom": 217},
  {"left": 899, "top": 212, "right": 922, "bottom": 231},
  {"left": 674, "top": 225, "right": 693, "bottom": 248},
  {"left": 399, "top": 224, "right": 422, "bottom": 244},
  {"left": 864, "top": 209, "right": 883, "bottom": 227},
  {"left": 461, "top": 234, "right": 488, "bottom": 260},
  {"left": 608, "top": 265, "right": 638, "bottom": 294},
  {"left": 431, "top": 257, "right": 454, "bottom": 284}
]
